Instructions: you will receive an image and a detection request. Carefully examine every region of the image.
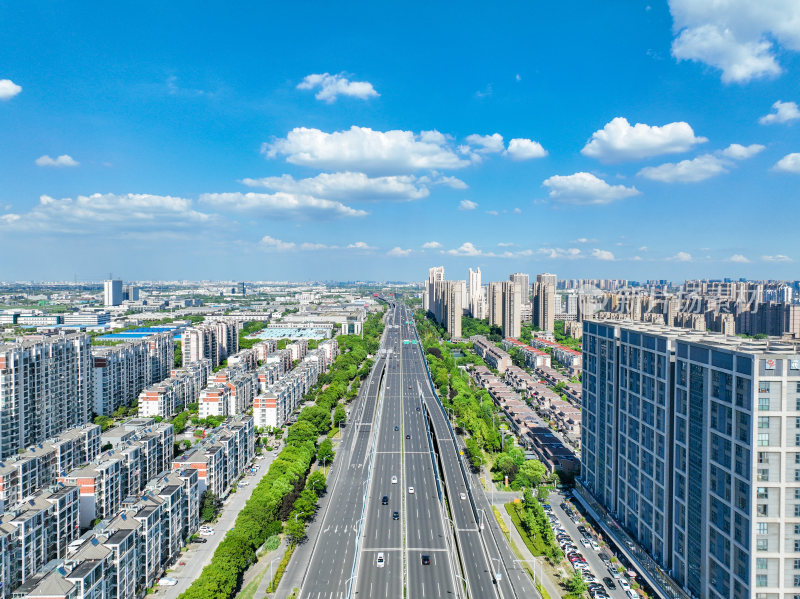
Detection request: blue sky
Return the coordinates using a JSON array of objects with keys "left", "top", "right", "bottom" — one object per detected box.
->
[{"left": 1, "top": 1, "right": 799, "bottom": 282}]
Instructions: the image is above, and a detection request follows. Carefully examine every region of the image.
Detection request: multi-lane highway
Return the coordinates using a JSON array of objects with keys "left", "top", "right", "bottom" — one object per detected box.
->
[{"left": 301, "top": 301, "right": 537, "bottom": 598}]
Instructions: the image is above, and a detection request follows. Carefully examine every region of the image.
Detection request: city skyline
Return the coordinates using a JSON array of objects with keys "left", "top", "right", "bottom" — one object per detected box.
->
[{"left": 0, "top": 2, "right": 799, "bottom": 281}]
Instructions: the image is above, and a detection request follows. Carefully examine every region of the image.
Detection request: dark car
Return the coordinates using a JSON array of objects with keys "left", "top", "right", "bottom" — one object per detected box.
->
[
  {"left": 408, "top": 385, "right": 412, "bottom": 390},
  {"left": 382, "top": 495, "right": 389, "bottom": 505},
  {"left": 193, "top": 538, "right": 207, "bottom": 544},
  {"left": 392, "top": 511, "right": 399, "bottom": 520},
  {"left": 603, "top": 577, "right": 616, "bottom": 589},
  {"left": 406, "top": 434, "right": 411, "bottom": 439},
  {"left": 421, "top": 554, "right": 430, "bottom": 565},
  {"left": 416, "top": 407, "right": 420, "bottom": 411},
  {"left": 394, "top": 426, "right": 399, "bottom": 431}
]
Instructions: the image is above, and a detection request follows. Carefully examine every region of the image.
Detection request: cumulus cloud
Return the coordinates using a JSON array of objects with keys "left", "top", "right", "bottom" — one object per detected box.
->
[
  {"left": 763, "top": 254, "right": 792, "bottom": 262},
  {"left": 297, "top": 72, "right": 379, "bottom": 102},
  {"left": 240, "top": 172, "right": 431, "bottom": 202},
  {"left": 0, "top": 193, "right": 210, "bottom": 234},
  {"left": 387, "top": 246, "right": 412, "bottom": 256},
  {"left": 465, "top": 133, "right": 504, "bottom": 154},
  {"left": 638, "top": 154, "right": 728, "bottom": 183},
  {"left": 35, "top": 154, "right": 79, "bottom": 168},
  {"left": 504, "top": 138, "right": 548, "bottom": 160},
  {"left": 422, "top": 241, "right": 442, "bottom": 249},
  {"left": 543, "top": 172, "right": 640, "bottom": 205},
  {"left": 260, "top": 236, "right": 296, "bottom": 251},
  {"left": 459, "top": 199, "right": 478, "bottom": 211},
  {"left": 669, "top": 0, "right": 800, "bottom": 83},
  {"left": 719, "top": 143, "right": 765, "bottom": 159},
  {"left": 0, "top": 79, "right": 22, "bottom": 100},
  {"left": 669, "top": 251, "right": 693, "bottom": 262},
  {"left": 262, "top": 126, "right": 469, "bottom": 174},
  {"left": 347, "top": 241, "right": 376, "bottom": 250},
  {"left": 773, "top": 153, "right": 800, "bottom": 173},
  {"left": 760, "top": 100, "right": 800, "bottom": 124},
  {"left": 581, "top": 117, "right": 707, "bottom": 162},
  {"left": 447, "top": 242, "right": 482, "bottom": 256},
  {"left": 729, "top": 254, "right": 751, "bottom": 263},
  {"left": 199, "top": 192, "right": 367, "bottom": 219},
  {"left": 537, "top": 247, "right": 584, "bottom": 260},
  {"left": 592, "top": 248, "right": 616, "bottom": 261}
]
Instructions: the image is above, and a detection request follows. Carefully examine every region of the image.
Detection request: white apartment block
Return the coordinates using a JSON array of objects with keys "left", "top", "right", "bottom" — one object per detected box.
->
[
  {"left": 181, "top": 320, "right": 238, "bottom": 368},
  {"left": 582, "top": 320, "right": 800, "bottom": 599},
  {"left": 0, "top": 334, "right": 93, "bottom": 460}
]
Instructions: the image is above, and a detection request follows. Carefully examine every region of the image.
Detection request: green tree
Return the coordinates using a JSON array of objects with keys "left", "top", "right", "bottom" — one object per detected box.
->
[
  {"left": 93, "top": 415, "right": 114, "bottom": 431},
  {"left": 307, "top": 470, "right": 327, "bottom": 495},
  {"left": 317, "top": 439, "right": 335, "bottom": 467},
  {"left": 284, "top": 516, "right": 306, "bottom": 545},
  {"left": 515, "top": 460, "right": 548, "bottom": 489},
  {"left": 200, "top": 491, "right": 221, "bottom": 522},
  {"left": 298, "top": 405, "right": 332, "bottom": 435},
  {"left": 333, "top": 404, "right": 346, "bottom": 427},
  {"left": 464, "top": 438, "right": 484, "bottom": 471},
  {"left": 566, "top": 570, "right": 588, "bottom": 594}
]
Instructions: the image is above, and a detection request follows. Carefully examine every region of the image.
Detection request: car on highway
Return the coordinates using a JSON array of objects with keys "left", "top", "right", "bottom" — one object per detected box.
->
[
  {"left": 382, "top": 495, "right": 389, "bottom": 505},
  {"left": 406, "top": 434, "right": 411, "bottom": 439},
  {"left": 158, "top": 578, "right": 178, "bottom": 586},
  {"left": 408, "top": 486, "right": 414, "bottom": 494},
  {"left": 376, "top": 552, "right": 385, "bottom": 568},
  {"left": 416, "top": 407, "right": 420, "bottom": 411},
  {"left": 421, "top": 554, "right": 430, "bottom": 565},
  {"left": 394, "top": 426, "right": 399, "bottom": 431},
  {"left": 391, "top": 476, "right": 398, "bottom": 484},
  {"left": 459, "top": 492, "right": 466, "bottom": 500},
  {"left": 392, "top": 511, "right": 399, "bottom": 520}
]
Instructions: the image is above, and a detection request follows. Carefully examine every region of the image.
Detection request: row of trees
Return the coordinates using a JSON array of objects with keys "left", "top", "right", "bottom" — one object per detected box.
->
[{"left": 520, "top": 488, "right": 563, "bottom": 563}]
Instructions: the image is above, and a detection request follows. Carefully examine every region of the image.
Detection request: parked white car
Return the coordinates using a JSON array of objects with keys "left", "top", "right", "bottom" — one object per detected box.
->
[{"left": 158, "top": 578, "right": 178, "bottom": 586}]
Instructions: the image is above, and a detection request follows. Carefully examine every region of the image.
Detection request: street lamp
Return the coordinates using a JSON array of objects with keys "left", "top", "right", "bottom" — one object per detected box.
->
[
  {"left": 513, "top": 558, "right": 541, "bottom": 589},
  {"left": 477, "top": 508, "right": 486, "bottom": 530}
]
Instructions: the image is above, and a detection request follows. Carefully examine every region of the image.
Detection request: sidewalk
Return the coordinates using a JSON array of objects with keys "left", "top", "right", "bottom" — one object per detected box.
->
[
  {"left": 253, "top": 537, "right": 288, "bottom": 597},
  {"left": 493, "top": 501, "right": 564, "bottom": 599}
]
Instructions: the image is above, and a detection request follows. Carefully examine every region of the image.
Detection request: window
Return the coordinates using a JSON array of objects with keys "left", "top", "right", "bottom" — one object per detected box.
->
[
  {"left": 794, "top": 559, "right": 800, "bottom": 570},
  {"left": 795, "top": 525, "right": 800, "bottom": 535},
  {"left": 795, "top": 577, "right": 800, "bottom": 588},
  {"left": 758, "top": 468, "right": 770, "bottom": 481},
  {"left": 758, "top": 452, "right": 767, "bottom": 464},
  {"left": 757, "top": 539, "right": 769, "bottom": 551},
  {"left": 796, "top": 434, "right": 800, "bottom": 447},
  {"left": 795, "top": 505, "right": 800, "bottom": 518},
  {"left": 756, "top": 574, "right": 767, "bottom": 587},
  {"left": 796, "top": 540, "right": 800, "bottom": 552},
  {"left": 759, "top": 397, "right": 770, "bottom": 410},
  {"left": 758, "top": 522, "right": 768, "bottom": 535},
  {"left": 796, "top": 417, "right": 800, "bottom": 428},
  {"left": 797, "top": 398, "right": 800, "bottom": 411},
  {"left": 795, "top": 489, "right": 800, "bottom": 500},
  {"left": 758, "top": 504, "right": 768, "bottom": 516},
  {"left": 758, "top": 433, "right": 770, "bottom": 447},
  {"left": 759, "top": 381, "right": 771, "bottom": 394},
  {"left": 759, "top": 416, "right": 770, "bottom": 429},
  {"left": 796, "top": 453, "right": 800, "bottom": 464},
  {"left": 757, "top": 487, "right": 768, "bottom": 498},
  {"left": 756, "top": 558, "right": 768, "bottom": 570},
  {"left": 796, "top": 470, "right": 800, "bottom": 483}
]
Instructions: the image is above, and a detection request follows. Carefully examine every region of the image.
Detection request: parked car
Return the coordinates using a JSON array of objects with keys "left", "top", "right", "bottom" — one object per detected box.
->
[
  {"left": 603, "top": 576, "right": 616, "bottom": 589},
  {"left": 158, "top": 578, "right": 178, "bottom": 586}
]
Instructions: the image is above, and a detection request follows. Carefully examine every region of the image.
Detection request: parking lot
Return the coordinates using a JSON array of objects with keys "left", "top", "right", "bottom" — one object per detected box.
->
[{"left": 547, "top": 490, "right": 639, "bottom": 599}]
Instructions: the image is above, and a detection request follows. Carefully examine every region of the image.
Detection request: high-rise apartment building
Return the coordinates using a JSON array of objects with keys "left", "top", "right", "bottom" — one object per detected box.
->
[
  {"left": 582, "top": 320, "right": 800, "bottom": 599},
  {"left": 468, "top": 267, "right": 482, "bottom": 317},
  {"left": 181, "top": 321, "right": 239, "bottom": 367},
  {"left": 487, "top": 282, "right": 503, "bottom": 328},
  {"left": 509, "top": 272, "right": 531, "bottom": 303},
  {"left": 0, "top": 334, "right": 93, "bottom": 459},
  {"left": 429, "top": 280, "right": 463, "bottom": 339},
  {"left": 104, "top": 279, "right": 123, "bottom": 307},
  {"left": 501, "top": 280, "right": 521, "bottom": 339},
  {"left": 122, "top": 284, "right": 139, "bottom": 301},
  {"left": 537, "top": 272, "right": 557, "bottom": 288},
  {"left": 533, "top": 278, "right": 556, "bottom": 332}
]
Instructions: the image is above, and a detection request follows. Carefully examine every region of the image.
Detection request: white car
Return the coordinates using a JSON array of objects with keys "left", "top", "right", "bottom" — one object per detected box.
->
[
  {"left": 408, "top": 486, "right": 415, "bottom": 494},
  {"left": 199, "top": 529, "right": 214, "bottom": 536},
  {"left": 391, "top": 476, "right": 398, "bottom": 484},
  {"left": 591, "top": 540, "right": 600, "bottom": 550},
  {"left": 459, "top": 492, "right": 467, "bottom": 500},
  {"left": 620, "top": 579, "right": 631, "bottom": 591},
  {"left": 239, "top": 480, "right": 249, "bottom": 486},
  {"left": 376, "top": 552, "right": 385, "bottom": 568},
  {"left": 158, "top": 578, "right": 178, "bottom": 586}
]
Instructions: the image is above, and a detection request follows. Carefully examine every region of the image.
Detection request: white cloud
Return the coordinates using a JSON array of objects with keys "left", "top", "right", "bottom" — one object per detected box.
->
[
  {"left": 538, "top": 247, "right": 584, "bottom": 260},
  {"left": 0, "top": 79, "right": 21, "bottom": 100},
  {"left": 513, "top": 207, "right": 522, "bottom": 214},
  {"left": 572, "top": 237, "right": 593, "bottom": 244},
  {"left": 760, "top": 100, "right": 800, "bottom": 124},
  {"left": 729, "top": 254, "right": 751, "bottom": 263},
  {"left": 260, "top": 236, "right": 296, "bottom": 251},
  {"left": 35, "top": 154, "right": 79, "bottom": 168},
  {"left": 422, "top": 241, "right": 442, "bottom": 249},
  {"left": 199, "top": 192, "right": 367, "bottom": 219},
  {"left": 762, "top": 254, "right": 792, "bottom": 262},
  {"left": 592, "top": 248, "right": 616, "bottom": 261},
  {"left": 639, "top": 246, "right": 649, "bottom": 251},
  {"left": 719, "top": 143, "right": 765, "bottom": 159},
  {"left": 0, "top": 193, "right": 210, "bottom": 234},
  {"left": 582, "top": 117, "right": 707, "bottom": 162},
  {"left": 669, "top": 251, "right": 693, "bottom": 262},
  {"left": 300, "top": 242, "right": 336, "bottom": 250},
  {"left": 497, "top": 242, "right": 515, "bottom": 247},
  {"left": 347, "top": 241, "right": 376, "bottom": 250},
  {"left": 262, "top": 126, "right": 469, "bottom": 174},
  {"left": 485, "top": 210, "right": 499, "bottom": 216},
  {"left": 773, "top": 153, "right": 800, "bottom": 173},
  {"left": 459, "top": 199, "right": 478, "bottom": 211},
  {"left": 241, "top": 172, "right": 431, "bottom": 202},
  {"left": 297, "top": 72, "right": 379, "bottom": 103},
  {"left": 465, "top": 133, "right": 504, "bottom": 154},
  {"left": 387, "top": 246, "right": 412, "bottom": 256},
  {"left": 669, "top": 0, "right": 800, "bottom": 83},
  {"left": 426, "top": 175, "right": 469, "bottom": 190},
  {"left": 543, "top": 172, "right": 640, "bottom": 205},
  {"left": 504, "top": 138, "right": 548, "bottom": 160},
  {"left": 447, "top": 242, "right": 482, "bottom": 256},
  {"left": 638, "top": 154, "right": 728, "bottom": 183}
]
